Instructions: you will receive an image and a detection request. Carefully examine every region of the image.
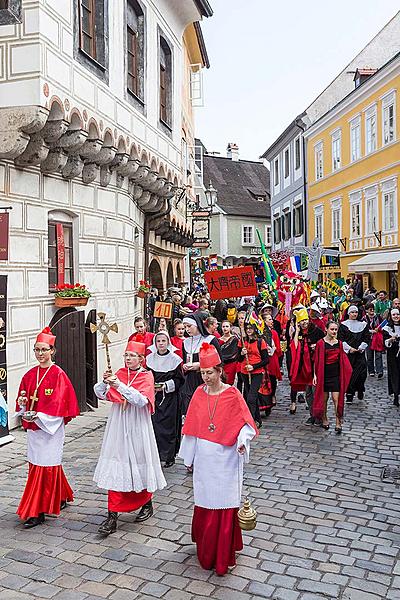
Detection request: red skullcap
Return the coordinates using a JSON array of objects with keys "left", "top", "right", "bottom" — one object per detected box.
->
[
  {"left": 36, "top": 327, "right": 56, "bottom": 347},
  {"left": 199, "top": 342, "right": 221, "bottom": 369},
  {"left": 125, "top": 341, "right": 146, "bottom": 356}
]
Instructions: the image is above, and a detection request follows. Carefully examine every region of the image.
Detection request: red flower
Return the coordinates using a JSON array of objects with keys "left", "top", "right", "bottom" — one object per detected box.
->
[
  {"left": 81, "top": 285, "right": 86, "bottom": 289},
  {"left": 75, "top": 282, "right": 80, "bottom": 287}
]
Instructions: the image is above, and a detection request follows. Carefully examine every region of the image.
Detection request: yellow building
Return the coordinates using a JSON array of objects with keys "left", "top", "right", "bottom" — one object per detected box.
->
[{"left": 305, "top": 52, "right": 400, "bottom": 296}]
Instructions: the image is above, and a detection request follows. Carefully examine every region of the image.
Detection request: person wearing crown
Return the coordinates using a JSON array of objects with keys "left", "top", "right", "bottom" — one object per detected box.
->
[
  {"left": 15, "top": 327, "right": 80, "bottom": 528},
  {"left": 93, "top": 341, "right": 166, "bottom": 536},
  {"left": 179, "top": 343, "right": 257, "bottom": 576}
]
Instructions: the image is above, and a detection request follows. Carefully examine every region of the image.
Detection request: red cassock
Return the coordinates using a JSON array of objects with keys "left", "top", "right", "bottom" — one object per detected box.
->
[
  {"left": 182, "top": 386, "right": 258, "bottom": 575},
  {"left": 267, "top": 329, "right": 283, "bottom": 380},
  {"left": 128, "top": 332, "right": 155, "bottom": 355},
  {"left": 16, "top": 365, "right": 79, "bottom": 520},
  {"left": 289, "top": 338, "right": 313, "bottom": 391},
  {"left": 106, "top": 367, "right": 155, "bottom": 512},
  {"left": 312, "top": 339, "right": 352, "bottom": 421},
  {"left": 170, "top": 336, "right": 184, "bottom": 360}
]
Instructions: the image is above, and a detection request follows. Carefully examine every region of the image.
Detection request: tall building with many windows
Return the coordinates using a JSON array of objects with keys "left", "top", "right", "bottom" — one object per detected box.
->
[
  {"left": 263, "top": 11, "right": 400, "bottom": 254},
  {"left": 304, "top": 52, "right": 400, "bottom": 295},
  {"left": 0, "top": 0, "right": 211, "bottom": 433}
]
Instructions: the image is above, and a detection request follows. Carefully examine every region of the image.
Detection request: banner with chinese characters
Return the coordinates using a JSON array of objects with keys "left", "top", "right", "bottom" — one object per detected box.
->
[
  {"left": 204, "top": 266, "right": 257, "bottom": 300},
  {"left": 0, "top": 275, "right": 9, "bottom": 443}
]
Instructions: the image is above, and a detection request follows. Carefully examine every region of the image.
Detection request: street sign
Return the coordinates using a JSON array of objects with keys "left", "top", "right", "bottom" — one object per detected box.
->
[
  {"left": 154, "top": 301, "right": 173, "bottom": 320},
  {"left": 204, "top": 266, "right": 257, "bottom": 300},
  {"left": 250, "top": 247, "right": 262, "bottom": 255}
]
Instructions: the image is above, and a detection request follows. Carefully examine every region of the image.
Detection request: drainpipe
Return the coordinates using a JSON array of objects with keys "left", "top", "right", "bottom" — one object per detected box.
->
[{"left": 295, "top": 117, "right": 308, "bottom": 245}]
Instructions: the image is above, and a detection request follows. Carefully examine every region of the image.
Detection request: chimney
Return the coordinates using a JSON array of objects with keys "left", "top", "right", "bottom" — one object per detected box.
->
[{"left": 226, "top": 142, "right": 239, "bottom": 161}]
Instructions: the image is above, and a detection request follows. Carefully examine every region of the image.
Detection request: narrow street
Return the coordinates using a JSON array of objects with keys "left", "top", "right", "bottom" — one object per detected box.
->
[{"left": 0, "top": 375, "right": 399, "bottom": 600}]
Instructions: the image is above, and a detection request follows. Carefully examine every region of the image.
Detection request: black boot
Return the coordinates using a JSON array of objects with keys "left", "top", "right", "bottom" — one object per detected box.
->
[
  {"left": 98, "top": 511, "right": 118, "bottom": 535},
  {"left": 346, "top": 394, "right": 353, "bottom": 403},
  {"left": 357, "top": 390, "right": 364, "bottom": 400},
  {"left": 394, "top": 395, "right": 399, "bottom": 407},
  {"left": 135, "top": 500, "right": 153, "bottom": 523},
  {"left": 24, "top": 513, "right": 45, "bottom": 529}
]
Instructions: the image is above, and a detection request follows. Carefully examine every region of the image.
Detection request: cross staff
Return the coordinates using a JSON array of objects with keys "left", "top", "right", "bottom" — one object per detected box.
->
[
  {"left": 290, "top": 239, "right": 340, "bottom": 282},
  {"left": 90, "top": 312, "right": 118, "bottom": 375}
]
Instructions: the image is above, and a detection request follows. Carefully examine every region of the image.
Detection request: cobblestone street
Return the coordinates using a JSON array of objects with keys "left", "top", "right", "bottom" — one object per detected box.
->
[{"left": 0, "top": 373, "right": 399, "bottom": 600}]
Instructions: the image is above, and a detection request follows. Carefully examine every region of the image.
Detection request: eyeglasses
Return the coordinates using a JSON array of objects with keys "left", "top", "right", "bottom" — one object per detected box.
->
[
  {"left": 123, "top": 353, "right": 138, "bottom": 358},
  {"left": 33, "top": 348, "right": 51, "bottom": 354}
]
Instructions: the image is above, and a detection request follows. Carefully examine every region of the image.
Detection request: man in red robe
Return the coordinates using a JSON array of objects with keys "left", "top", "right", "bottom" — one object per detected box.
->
[{"left": 16, "top": 327, "right": 80, "bottom": 528}]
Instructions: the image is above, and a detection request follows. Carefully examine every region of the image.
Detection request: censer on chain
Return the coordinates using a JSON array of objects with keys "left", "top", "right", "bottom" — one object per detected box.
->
[
  {"left": 238, "top": 497, "right": 257, "bottom": 531},
  {"left": 237, "top": 449, "right": 257, "bottom": 531}
]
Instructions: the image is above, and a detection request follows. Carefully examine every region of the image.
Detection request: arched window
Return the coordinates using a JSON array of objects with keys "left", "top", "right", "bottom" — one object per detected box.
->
[{"left": 48, "top": 211, "right": 79, "bottom": 292}]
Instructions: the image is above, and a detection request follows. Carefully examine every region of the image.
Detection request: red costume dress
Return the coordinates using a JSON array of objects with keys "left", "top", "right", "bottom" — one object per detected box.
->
[
  {"left": 179, "top": 384, "right": 257, "bottom": 576},
  {"left": 128, "top": 331, "right": 155, "bottom": 355},
  {"left": 312, "top": 339, "right": 352, "bottom": 422},
  {"left": 16, "top": 364, "right": 79, "bottom": 520},
  {"left": 93, "top": 366, "right": 166, "bottom": 512}
]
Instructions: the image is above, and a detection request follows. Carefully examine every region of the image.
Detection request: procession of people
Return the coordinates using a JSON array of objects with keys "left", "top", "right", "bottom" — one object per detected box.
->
[{"left": 13, "top": 273, "right": 400, "bottom": 577}]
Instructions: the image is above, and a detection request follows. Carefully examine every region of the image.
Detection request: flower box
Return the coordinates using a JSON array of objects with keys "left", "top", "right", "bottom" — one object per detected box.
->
[
  {"left": 54, "top": 297, "right": 89, "bottom": 308},
  {"left": 136, "top": 290, "right": 147, "bottom": 299}
]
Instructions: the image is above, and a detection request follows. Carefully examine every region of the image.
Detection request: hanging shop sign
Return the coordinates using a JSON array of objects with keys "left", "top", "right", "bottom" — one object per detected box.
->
[
  {"left": 192, "top": 219, "right": 210, "bottom": 240},
  {"left": 0, "top": 275, "right": 11, "bottom": 445},
  {"left": 0, "top": 212, "right": 9, "bottom": 261},
  {"left": 204, "top": 265, "right": 257, "bottom": 300}
]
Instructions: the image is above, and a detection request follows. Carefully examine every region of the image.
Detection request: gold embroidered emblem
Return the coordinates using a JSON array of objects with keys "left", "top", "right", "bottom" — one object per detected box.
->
[{"left": 45, "top": 388, "right": 53, "bottom": 395}]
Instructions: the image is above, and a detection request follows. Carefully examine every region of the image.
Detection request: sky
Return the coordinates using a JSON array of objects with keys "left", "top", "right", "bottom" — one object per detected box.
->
[{"left": 195, "top": 1, "right": 400, "bottom": 161}]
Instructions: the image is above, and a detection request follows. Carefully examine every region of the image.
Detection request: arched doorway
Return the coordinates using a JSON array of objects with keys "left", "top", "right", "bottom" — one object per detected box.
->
[
  {"left": 166, "top": 262, "right": 174, "bottom": 288},
  {"left": 149, "top": 258, "right": 163, "bottom": 291}
]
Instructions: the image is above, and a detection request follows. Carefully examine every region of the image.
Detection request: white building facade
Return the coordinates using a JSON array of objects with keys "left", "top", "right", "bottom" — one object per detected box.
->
[{"left": 0, "top": 0, "right": 211, "bottom": 431}]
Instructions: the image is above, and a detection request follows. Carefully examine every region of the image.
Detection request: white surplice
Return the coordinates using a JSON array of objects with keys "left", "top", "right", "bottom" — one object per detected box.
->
[
  {"left": 25, "top": 413, "right": 65, "bottom": 467},
  {"left": 93, "top": 382, "right": 166, "bottom": 493},
  {"left": 179, "top": 424, "right": 255, "bottom": 509}
]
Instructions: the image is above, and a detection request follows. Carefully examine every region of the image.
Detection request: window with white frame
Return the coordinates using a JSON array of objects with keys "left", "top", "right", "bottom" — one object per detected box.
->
[
  {"left": 331, "top": 203, "right": 341, "bottom": 242},
  {"left": 366, "top": 194, "right": 378, "bottom": 235},
  {"left": 351, "top": 202, "right": 361, "bottom": 237},
  {"left": 283, "top": 211, "right": 291, "bottom": 241},
  {"left": 382, "top": 92, "right": 396, "bottom": 146},
  {"left": 331, "top": 130, "right": 341, "bottom": 171},
  {"left": 242, "top": 225, "right": 254, "bottom": 246},
  {"left": 274, "top": 158, "right": 279, "bottom": 187},
  {"left": 266, "top": 224, "right": 272, "bottom": 246},
  {"left": 383, "top": 190, "right": 395, "bottom": 231},
  {"left": 365, "top": 106, "right": 377, "bottom": 155},
  {"left": 314, "top": 141, "right": 323, "bottom": 180},
  {"left": 293, "top": 203, "right": 304, "bottom": 237},
  {"left": 314, "top": 206, "right": 323, "bottom": 243},
  {"left": 273, "top": 216, "right": 281, "bottom": 244},
  {"left": 284, "top": 147, "right": 290, "bottom": 181},
  {"left": 294, "top": 136, "right": 301, "bottom": 172},
  {"left": 350, "top": 116, "right": 361, "bottom": 162}
]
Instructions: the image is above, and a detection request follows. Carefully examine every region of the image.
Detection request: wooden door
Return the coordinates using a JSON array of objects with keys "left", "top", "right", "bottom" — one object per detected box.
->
[
  {"left": 85, "top": 309, "right": 98, "bottom": 408},
  {"left": 49, "top": 308, "right": 87, "bottom": 412}
]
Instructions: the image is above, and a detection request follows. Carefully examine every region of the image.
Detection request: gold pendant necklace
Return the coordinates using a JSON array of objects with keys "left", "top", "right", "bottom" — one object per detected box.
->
[{"left": 207, "top": 385, "right": 223, "bottom": 432}]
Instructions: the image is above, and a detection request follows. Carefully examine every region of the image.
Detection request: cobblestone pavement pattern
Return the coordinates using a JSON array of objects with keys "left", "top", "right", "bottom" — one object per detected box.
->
[{"left": 0, "top": 371, "right": 399, "bottom": 600}]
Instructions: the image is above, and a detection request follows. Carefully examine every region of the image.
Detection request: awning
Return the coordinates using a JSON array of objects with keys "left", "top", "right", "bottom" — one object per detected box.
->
[{"left": 348, "top": 250, "right": 400, "bottom": 273}]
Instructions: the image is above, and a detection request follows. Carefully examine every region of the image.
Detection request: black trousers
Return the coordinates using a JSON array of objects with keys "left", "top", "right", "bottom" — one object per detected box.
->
[
  {"left": 242, "top": 373, "right": 262, "bottom": 422},
  {"left": 270, "top": 375, "right": 277, "bottom": 397}
]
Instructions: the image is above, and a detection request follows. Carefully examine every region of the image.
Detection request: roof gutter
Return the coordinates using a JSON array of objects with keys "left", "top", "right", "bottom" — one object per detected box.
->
[
  {"left": 194, "top": 22, "right": 210, "bottom": 68},
  {"left": 194, "top": 0, "right": 213, "bottom": 17}
]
